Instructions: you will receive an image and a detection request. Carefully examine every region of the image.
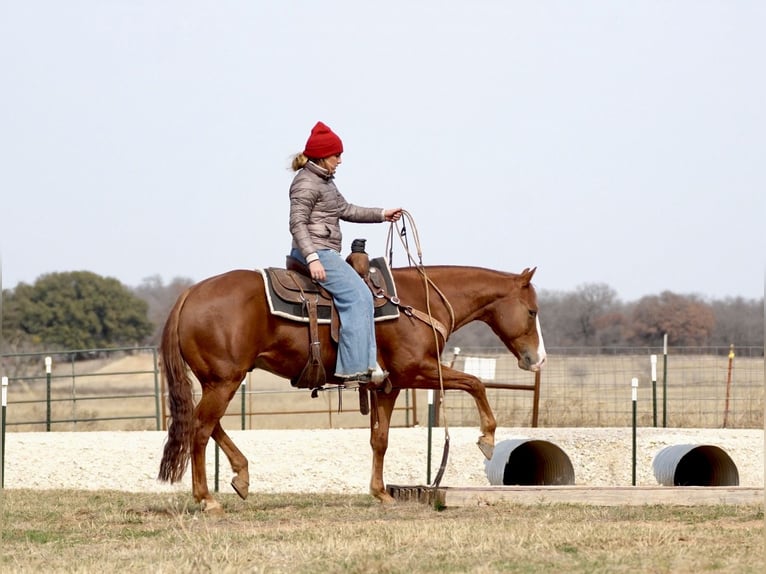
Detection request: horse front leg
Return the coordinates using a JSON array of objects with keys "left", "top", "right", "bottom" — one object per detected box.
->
[
  {"left": 431, "top": 367, "right": 497, "bottom": 460},
  {"left": 468, "top": 379, "right": 497, "bottom": 460},
  {"left": 368, "top": 387, "right": 400, "bottom": 504}
]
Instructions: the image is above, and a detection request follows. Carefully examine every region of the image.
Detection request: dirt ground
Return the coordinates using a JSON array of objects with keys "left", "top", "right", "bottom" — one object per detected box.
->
[{"left": 2, "top": 426, "right": 762, "bottom": 495}]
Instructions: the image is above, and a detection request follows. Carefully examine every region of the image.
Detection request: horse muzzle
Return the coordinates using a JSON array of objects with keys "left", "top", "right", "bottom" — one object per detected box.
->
[{"left": 519, "top": 352, "right": 546, "bottom": 372}]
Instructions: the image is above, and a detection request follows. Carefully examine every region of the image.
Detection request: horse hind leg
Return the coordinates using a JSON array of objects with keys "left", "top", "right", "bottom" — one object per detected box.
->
[
  {"left": 212, "top": 422, "right": 250, "bottom": 500},
  {"left": 191, "top": 383, "right": 243, "bottom": 512},
  {"left": 369, "top": 388, "right": 400, "bottom": 504}
]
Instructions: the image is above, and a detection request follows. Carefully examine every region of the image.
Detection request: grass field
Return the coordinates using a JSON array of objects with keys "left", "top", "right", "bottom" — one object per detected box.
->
[{"left": 1, "top": 490, "right": 764, "bottom": 573}]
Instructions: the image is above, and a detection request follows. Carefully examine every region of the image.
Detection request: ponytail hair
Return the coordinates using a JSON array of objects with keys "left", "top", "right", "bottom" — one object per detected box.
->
[{"left": 291, "top": 153, "right": 309, "bottom": 172}]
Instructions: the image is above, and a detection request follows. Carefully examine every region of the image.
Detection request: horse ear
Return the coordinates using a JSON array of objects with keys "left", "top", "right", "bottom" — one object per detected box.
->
[{"left": 520, "top": 266, "right": 537, "bottom": 286}]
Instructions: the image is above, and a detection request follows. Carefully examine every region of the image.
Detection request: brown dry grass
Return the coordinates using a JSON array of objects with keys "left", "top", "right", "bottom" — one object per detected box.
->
[{"left": 0, "top": 490, "right": 763, "bottom": 573}]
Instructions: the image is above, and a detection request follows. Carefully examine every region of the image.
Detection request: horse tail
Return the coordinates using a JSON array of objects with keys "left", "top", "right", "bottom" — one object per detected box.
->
[{"left": 157, "top": 287, "right": 195, "bottom": 484}]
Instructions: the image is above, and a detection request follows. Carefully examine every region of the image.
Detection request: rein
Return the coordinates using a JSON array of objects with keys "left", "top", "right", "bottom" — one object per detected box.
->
[
  {"left": 366, "top": 282, "right": 450, "bottom": 342},
  {"left": 385, "top": 209, "right": 452, "bottom": 488}
]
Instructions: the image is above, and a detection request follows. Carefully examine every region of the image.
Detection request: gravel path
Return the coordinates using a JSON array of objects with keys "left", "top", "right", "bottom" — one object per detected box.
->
[{"left": 2, "top": 427, "right": 763, "bottom": 494}]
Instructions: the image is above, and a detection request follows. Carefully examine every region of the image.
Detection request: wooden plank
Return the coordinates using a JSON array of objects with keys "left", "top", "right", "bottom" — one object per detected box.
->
[{"left": 387, "top": 485, "right": 764, "bottom": 507}]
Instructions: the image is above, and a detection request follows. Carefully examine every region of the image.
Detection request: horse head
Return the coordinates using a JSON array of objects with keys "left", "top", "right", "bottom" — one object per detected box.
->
[{"left": 487, "top": 267, "right": 547, "bottom": 372}]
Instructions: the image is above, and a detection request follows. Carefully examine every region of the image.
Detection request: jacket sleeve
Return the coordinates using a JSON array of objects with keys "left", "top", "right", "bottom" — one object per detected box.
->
[{"left": 336, "top": 191, "right": 384, "bottom": 223}]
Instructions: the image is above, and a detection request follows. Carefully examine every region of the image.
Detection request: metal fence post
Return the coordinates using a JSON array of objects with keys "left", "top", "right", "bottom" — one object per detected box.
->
[
  {"left": 723, "top": 345, "right": 735, "bottom": 428},
  {"left": 650, "top": 355, "right": 657, "bottom": 426},
  {"left": 662, "top": 334, "right": 668, "bottom": 428},
  {"left": 427, "top": 389, "right": 434, "bottom": 484},
  {"left": 215, "top": 444, "right": 220, "bottom": 493},
  {"left": 152, "top": 347, "right": 161, "bottom": 431},
  {"left": 1, "top": 376, "right": 8, "bottom": 488},
  {"left": 45, "top": 356, "right": 52, "bottom": 431},
  {"left": 631, "top": 377, "right": 638, "bottom": 486},
  {"left": 240, "top": 379, "right": 246, "bottom": 430}
]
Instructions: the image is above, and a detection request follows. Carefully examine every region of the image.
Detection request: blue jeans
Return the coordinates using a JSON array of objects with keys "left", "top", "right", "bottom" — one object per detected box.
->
[{"left": 290, "top": 248, "right": 377, "bottom": 378}]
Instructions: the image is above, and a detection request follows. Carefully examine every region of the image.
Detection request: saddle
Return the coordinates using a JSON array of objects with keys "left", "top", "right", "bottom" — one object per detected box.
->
[
  {"left": 261, "top": 241, "right": 400, "bottom": 401},
  {"left": 266, "top": 256, "right": 393, "bottom": 335}
]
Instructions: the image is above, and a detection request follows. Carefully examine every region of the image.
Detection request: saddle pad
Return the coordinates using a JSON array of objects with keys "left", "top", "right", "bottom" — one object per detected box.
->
[{"left": 260, "top": 257, "right": 400, "bottom": 323}]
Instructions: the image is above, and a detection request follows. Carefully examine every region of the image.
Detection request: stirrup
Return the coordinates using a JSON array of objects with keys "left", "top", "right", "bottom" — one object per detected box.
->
[
  {"left": 340, "top": 367, "right": 388, "bottom": 386},
  {"left": 369, "top": 365, "right": 387, "bottom": 384}
]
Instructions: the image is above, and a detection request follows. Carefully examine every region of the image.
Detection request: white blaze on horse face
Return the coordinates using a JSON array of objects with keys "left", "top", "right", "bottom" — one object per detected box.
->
[{"left": 534, "top": 315, "right": 547, "bottom": 369}]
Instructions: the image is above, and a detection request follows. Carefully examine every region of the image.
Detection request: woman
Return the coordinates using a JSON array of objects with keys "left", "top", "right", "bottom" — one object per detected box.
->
[{"left": 289, "top": 121, "right": 402, "bottom": 383}]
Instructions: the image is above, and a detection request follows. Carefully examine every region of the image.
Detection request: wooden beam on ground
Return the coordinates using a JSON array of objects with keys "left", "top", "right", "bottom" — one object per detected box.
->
[{"left": 386, "top": 485, "right": 764, "bottom": 507}]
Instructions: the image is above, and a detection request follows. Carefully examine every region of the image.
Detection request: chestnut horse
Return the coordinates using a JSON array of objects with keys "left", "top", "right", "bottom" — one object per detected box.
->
[{"left": 158, "top": 264, "right": 546, "bottom": 511}]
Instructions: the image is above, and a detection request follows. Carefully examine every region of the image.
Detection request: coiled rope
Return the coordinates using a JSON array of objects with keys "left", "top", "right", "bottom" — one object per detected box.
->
[{"left": 385, "top": 209, "right": 452, "bottom": 488}]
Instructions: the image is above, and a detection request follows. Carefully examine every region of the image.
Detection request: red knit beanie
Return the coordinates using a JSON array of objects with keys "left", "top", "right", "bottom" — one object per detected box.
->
[{"left": 303, "top": 121, "right": 344, "bottom": 159}]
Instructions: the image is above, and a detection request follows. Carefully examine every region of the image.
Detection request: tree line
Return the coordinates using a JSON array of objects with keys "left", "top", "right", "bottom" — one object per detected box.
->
[
  {"left": 451, "top": 282, "right": 764, "bottom": 352},
  {"left": 1, "top": 272, "right": 763, "bottom": 355},
  {"left": 1, "top": 271, "right": 193, "bottom": 353}
]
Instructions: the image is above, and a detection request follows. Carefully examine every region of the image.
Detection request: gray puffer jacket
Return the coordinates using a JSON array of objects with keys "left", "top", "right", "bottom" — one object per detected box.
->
[{"left": 289, "top": 161, "right": 383, "bottom": 259}]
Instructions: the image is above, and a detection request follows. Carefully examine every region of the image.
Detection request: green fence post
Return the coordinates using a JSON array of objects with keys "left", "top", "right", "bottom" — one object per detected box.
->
[
  {"left": 2, "top": 376, "right": 8, "bottom": 488},
  {"left": 215, "top": 444, "right": 220, "bottom": 493},
  {"left": 651, "top": 354, "right": 657, "bottom": 427},
  {"left": 662, "top": 334, "right": 668, "bottom": 428},
  {"left": 240, "top": 379, "right": 246, "bottom": 430},
  {"left": 631, "top": 377, "right": 638, "bottom": 486},
  {"left": 152, "top": 348, "right": 161, "bottom": 431},
  {"left": 404, "top": 389, "right": 410, "bottom": 427},
  {"left": 45, "top": 356, "right": 52, "bottom": 432}
]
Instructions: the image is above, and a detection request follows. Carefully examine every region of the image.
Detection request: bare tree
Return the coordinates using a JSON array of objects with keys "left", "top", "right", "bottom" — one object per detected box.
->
[
  {"left": 535, "top": 284, "right": 622, "bottom": 348},
  {"left": 629, "top": 291, "right": 715, "bottom": 346},
  {"left": 709, "top": 297, "right": 763, "bottom": 348},
  {"left": 132, "top": 275, "right": 195, "bottom": 345}
]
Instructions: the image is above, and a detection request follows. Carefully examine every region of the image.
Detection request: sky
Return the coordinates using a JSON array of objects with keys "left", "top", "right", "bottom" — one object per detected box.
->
[{"left": 1, "top": 1, "right": 764, "bottom": 303}]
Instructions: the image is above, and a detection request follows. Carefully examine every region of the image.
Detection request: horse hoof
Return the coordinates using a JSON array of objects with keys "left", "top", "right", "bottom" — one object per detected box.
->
[
  {"left": 201, "top": 498, "right": 224, "bottom": 514},
  {"left": 231, "top": 476, "right": 250, "bottom": 500},
  {"left": 380, "top": 495, "right": 398, "bottom": 506},
  {"left": 477, "top": 439, "right": 494, "bottom": 460},
  {"left": 372, "top": 491, "right": 398, "bottom": 505}
]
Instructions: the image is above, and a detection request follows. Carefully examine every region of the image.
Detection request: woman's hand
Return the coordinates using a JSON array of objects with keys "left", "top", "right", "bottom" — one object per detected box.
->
[
  {"left": 384, "top": 208, "right": 403, "bottom": 222},
  {"left": 308, "top": 259, "right": 326, "bottom": 282}
]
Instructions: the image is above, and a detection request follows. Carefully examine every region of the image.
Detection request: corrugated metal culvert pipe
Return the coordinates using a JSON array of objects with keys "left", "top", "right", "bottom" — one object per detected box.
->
[
  {"left": 485, "top": 439, "right": 575, "bottom": 486},
  {"left": 653, "top": 444, "right": 739, "bottom": 486}
]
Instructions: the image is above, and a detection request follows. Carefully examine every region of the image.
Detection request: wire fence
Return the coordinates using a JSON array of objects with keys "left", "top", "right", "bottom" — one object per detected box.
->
[
  {"left": 444, "top": 346, "right": 764, "bottom": 429},
  {"left": 0, "top": 345, "right": 763, "bottom": 432},
  {"left": 1, "top": 347, "right": 162, "bottom": 431}
]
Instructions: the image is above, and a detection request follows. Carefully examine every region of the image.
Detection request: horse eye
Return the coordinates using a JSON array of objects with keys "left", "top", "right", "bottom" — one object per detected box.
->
[{"left": 529, "top": 310, "right": 537, "bottom": 319}]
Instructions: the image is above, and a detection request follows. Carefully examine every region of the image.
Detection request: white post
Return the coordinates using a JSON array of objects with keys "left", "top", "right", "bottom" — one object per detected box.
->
[
  {"left": 427, "top": 390, "right": 434, "bottom": 484},
  {"left": 650, "top": 354, "right": 658, "bottom": 426}
]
